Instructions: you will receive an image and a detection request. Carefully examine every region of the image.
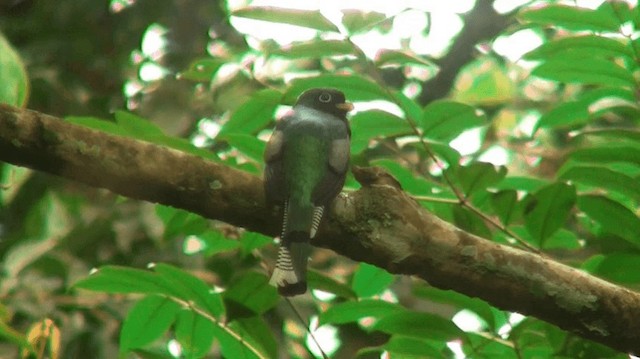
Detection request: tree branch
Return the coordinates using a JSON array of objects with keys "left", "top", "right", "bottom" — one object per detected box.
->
[{"left": 1, "top": 104, "right": 639, "bottom": 355}]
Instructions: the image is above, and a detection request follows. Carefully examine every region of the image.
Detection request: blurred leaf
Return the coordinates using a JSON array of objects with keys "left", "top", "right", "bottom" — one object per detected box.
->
[
  {"left": 223, "top": 272, "right": 278, "bottom": 316},
  {"left": 219, "top": 89, "right": 282, "bottom": 136},
  {"left": 0, "top": 321, "right": 33, "bottom": 354},
  {"left": 391, "top": 91, "right": 422, "bottom": 122},
  {"left": 371, "top": 311, "right": 464, "bottom": 342},
  {"left": 307, "top": 270, "right": 357, "bottom": 299},
  {"left": 153, "top": 263, "right": 225, "bottom": 317},
  {"left": 180, "top": 58, "right": 225, "bottom": 82},
  {"left": 420, "top": 100, "right": 486, "bottom": 141},
  {"left": 456, "top": 162, "right": 507, "bottom": 198},
  {"left": 188, "top": 230, "right": 240, "bottom": 256},
  {"left": 532, "top": 57, "right": 634, "bottom": 87},
  {"left": 495, "top": 176, "right": 549, "bottom": 192},
  {"left": 413, "top": 285, "right": 496, "bottom": 331},
  {"left": 518, "top": 4, "right": 620, "bottom": 32},
  {"left": 374, "top": 49, "right": 436, "bottom": 68},
  {"left": 569, "top": 145, "right": 640, "bottom": 167},
  {"left": 524, "top": 35, "right": 630, "bottom": 60},
  {"left": 453, "top": 206, "right": 492, "bottom": 239},
  {"left": 284, "top": 74, "right": 390, "bottom": 103},
  {"left": 120, "top": 295, "right": 180, "bottom": 354},
  {"left": 231, "top": 316, "right": 277, "bottom": 359},
  {"left": 211, "top": 324, "right": 263, "bottom": 359},
  {"left": 463, "top": 332, "right": 518, "bottom": 359},
  {"left": 115, "top": 110, "right": 165, "bottom": 138},
  {"left": 175, "top": 310, "right": 216, "bottom": 359},
  {"left": 74, "top": 266, "right": 181, "bottom": 297},
  {"left": 578, "top": 195, "right": 640, "bottom": 247},
  {"left": 271, "top": 39, "right": 354, "bottom": 58},
  {"left": 341, "top": 9, "right": 389, "bottom": 34},
  {"left": 222, "top": 133, "right": 266, "bottom": 163},
  {"left": 523, "top": 183, "right": 576, "bottom": 245},
  {"left": 0, "top": 32, "right": 29, "bottom": 107},
  {"left": 536, "top": 100, "right": 590, "bottom": 130},
  {"left": 372, "top": 159, "right": 444, "bottom": 196},
  {"left": 65, "top": 116, "right": 124, "bottom": 136},
  {"left": 591, "top": 253, "right": 640, "bottom": 284},
  {"left": 541, "top": 229, "right": 581, "bottom": 250},
  {"left": 558, "top": 165, "right": 640, "bottom": 202},
  {"left": 350, "top": 110, "right": 411, "bottom": 153},
  {"left": 319, "top": 299, "right": 402, "bottom": 326},
  {"left": 239, "top": 232, "right": 272, "bottom": 256},
  {"left": 352, "top": 262, "right": 394, "bottom": 298},
  {"left": 453, "top": 59, "right": 515, "bottom": 106},
  {"left": 232, "top": 6, "right": 339, "bottom": 32},
  {"left": 490, "top": 190, "right": 519, "bottom": 225},
  {"left": 359, "top": 336, "right": 445, "bottom": 358}
]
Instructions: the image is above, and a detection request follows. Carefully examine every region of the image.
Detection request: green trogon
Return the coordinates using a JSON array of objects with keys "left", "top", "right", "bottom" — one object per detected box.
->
[{"left": 264, "top": 88, "right": 353, "bottom": 296}]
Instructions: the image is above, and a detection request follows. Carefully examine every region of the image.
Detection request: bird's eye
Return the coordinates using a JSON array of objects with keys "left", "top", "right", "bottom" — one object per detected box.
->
[{"left": 318, "top": 92, "right": 332, "bottom": 103}]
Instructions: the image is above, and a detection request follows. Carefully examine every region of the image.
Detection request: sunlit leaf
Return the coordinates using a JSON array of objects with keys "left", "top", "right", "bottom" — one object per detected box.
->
[
  {"left": 120, "top": 295, "right": 180, "bottom": 353},
  {"left": 524, "top": 35, "right": 630, "bottom": 60},
  {"left": 271, "top": 39, "right": 354, "bottom": 58},
  {"left": 0, "top": 33, "right": 29, "bottom": 107},
  {"left": 532, "top": 57, "right": 634, "bottom": 87},
  {"left": 536, "top": 100, "right": 590, "bottom": 130},
  {"left": 232, "top": 6, "right": 339, "bottom": 32},
  {"left": 284, "top": 74, "right": 390, "bottom": 103},
  {"left": 420, "top": 100, "right": 486, "bottom": 141},
  {"left": 352, "top": 262, "right": 394, "bottom": 298},
  {"left": 115, "top": 110, "right": 165, "bottom": 138},
  {"left": 374, "top": 49, "right": 436, "bottom": 68},
  {"left": 569, "top": 145, "right": 640, "bottom": 167},
  {"left": 523, "top": 183, "right": 576, "bottom": 245},
  {"left": 341, "top": 9, "right": 389, "bottom": 34},
  {"left": 349, "top": 110, "right": 411, "bottom": 153},
  {"left": 518, "top": 4, "right": 620, "bottom": 32},
  {"left": 74, "top": 266, "right": 180, "bottom": 297},
  {"left": 219, "top": 89, "right": 282, "bottom": 136}
]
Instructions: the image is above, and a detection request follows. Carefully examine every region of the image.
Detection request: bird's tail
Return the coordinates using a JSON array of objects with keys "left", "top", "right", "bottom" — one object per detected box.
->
[{"left": 269, "top": 205, "right": 324, "bottom": 296}]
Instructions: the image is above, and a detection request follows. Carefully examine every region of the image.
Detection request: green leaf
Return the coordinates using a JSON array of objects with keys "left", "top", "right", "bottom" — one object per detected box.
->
[
  {"left": 495, "top": 176, "right": 549, "bottom": 193},
  {"left": 0, "top": 33, "right": 29, "bottom": 106},
  {"left": 391, "top": 91, "right": 422, "bottom": 122},
  {"left": 532, "top": 58, "right": 634, "bottom": 87},
  {"left": 74, "top": 266, "right": 180, "bottom": 297},
  {"left": 536, "top": 100, "right": 590, "bottom": 130},
  {"left": 153, "top": 263, "right": 225, "bottom": 317},
  {"left": 239, "top": 232, "right": 272, "bottom": 256},
  {"left": 271, "top": 39, "right": 354, "bottom": 58},
  {"left": 284, "top": 74, "right": 390, "bottom": 103},
  {"left": 453, "top": 206, "right": 492, "bottom": 239},
  {"left": 374, "top": 49, "right": 436, "bottom": 68},
  {"left": 66, "top": 116, "right": 125, "bottom": 136},
  {"left": 115, "top": 111, "right": 165, "bottom": 138},
  {"left": 524, "top": 35, "right": 630, "bottom": 61},
  {"left": 541, "top": 229, "right": 581, "bottom": 250},
  {"left": 231, "top": 316, "right": 277, "bottom": 359},
  {"left": 175, "top": 310, "right": 216, "bottom": 359},
  {"left": 223, "top": 272, "right": 278, "bottom": 316},
  {"left": 319, "top": 299, "right": 402, "bottom": 326},
  {"left": 0, "top": 320, "right": 33, "bottom": 354},
  {"left": 349, "top": 110, "right": 411, "bottom": 153},
  {"left": 341, "top": 9, "right": 388, "bottom": 34},
  {"left": 232, "top": 6, "right": 339, "bottom": 32},
  {"left": 352, "top": 262, "right": 394, "bottom": 298},
  {"left": 193, "top": 230, "right": 241, "bottom": 256},
  {"left": 211, "top": 324, "right": 262, "bottom": 359},
  {"left": 456, "top": 162, "right": 507, "bottom": 198},
  {"left": 558, "top": 165, "right": 640, "bottom": 202},
  {"left": 577, "top": 195, "right": 640, "bottom": 246},
  {"left": 420, "top": 100, "right": 486, "bottom": 141},
  {"left": 371, "top": 311, "right": 464, "bottom": 342},
  {"left": 360, "top": 336, "right": 445, "bottom": 358},
  {"left": 180, "top": 58, "right": 225, "bottom": 82},
  {"left": 490, "top": 190, "right": 519, "bottom": 226},
  {"left": 120, "top": 295, "right": 180, "bottom": 353},
  {"left": 372, "top": 159, "right": 445, "bottom": 196},
  {"left": 523, "top": 183, "right": 576, "bottom": 245},
  {"left": 518, "top": 4, "right": 620, "bottom": 32},
  {"left": 569, "top": 145, "right": 640, "bottom": 167},
  {"left": 222, "top": 133, "right": 266, "bottom": 163},
  {"left": 219, "top": 89, "right": 282, "bottom": 136},
  {"left": 307, "top": 270, "right": 357, "bottom": 299},
  {"left": 592, "top": 253, "right": 640, "bottom": 284},
  {"left": 463, "top": 332, "right": 518, "bottom": 359}
]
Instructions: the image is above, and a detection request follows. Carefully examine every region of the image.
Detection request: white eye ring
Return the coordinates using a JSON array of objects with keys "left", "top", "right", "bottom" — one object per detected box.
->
[{"left": 318, "top": 92, "right": 332, "bottom": 103}]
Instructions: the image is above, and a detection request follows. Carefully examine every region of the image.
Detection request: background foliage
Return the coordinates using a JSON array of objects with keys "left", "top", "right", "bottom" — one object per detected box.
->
[{"left": 1, "top": 0, "right": 639, "bottom": 358}]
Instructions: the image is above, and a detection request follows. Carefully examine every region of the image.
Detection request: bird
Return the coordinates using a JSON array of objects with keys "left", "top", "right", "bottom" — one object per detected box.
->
[{"left": 263, "top": 88, "right": 353, "bottom": 296}]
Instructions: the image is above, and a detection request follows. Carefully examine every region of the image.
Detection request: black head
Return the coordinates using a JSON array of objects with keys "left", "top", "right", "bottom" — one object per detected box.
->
[{"left": 294, "top": 88, "right": 353, "bottom": 118}]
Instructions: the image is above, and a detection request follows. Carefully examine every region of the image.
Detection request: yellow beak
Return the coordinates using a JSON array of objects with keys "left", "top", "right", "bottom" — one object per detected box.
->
[{"left": 336, "top": 102, "right": 354, "bottom": 112}]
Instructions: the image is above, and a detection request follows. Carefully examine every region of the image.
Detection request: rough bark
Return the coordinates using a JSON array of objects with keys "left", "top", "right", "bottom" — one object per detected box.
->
[{"left": 1, "top": 104, "right": 639, "bottom": 355}]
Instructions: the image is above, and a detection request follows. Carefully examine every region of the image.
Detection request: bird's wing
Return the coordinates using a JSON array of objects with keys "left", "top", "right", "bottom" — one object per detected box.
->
[
  {"left": 312, "top": 121, "right": 350, "bottom": 205},
  {"left": 264, "top": 114, "right": 292, "bottom": 205}
]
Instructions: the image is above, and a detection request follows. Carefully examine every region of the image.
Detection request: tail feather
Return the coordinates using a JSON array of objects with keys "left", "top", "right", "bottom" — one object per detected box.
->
[{"left": 270, "top": 232, "right": 310, "bottom": 296}]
